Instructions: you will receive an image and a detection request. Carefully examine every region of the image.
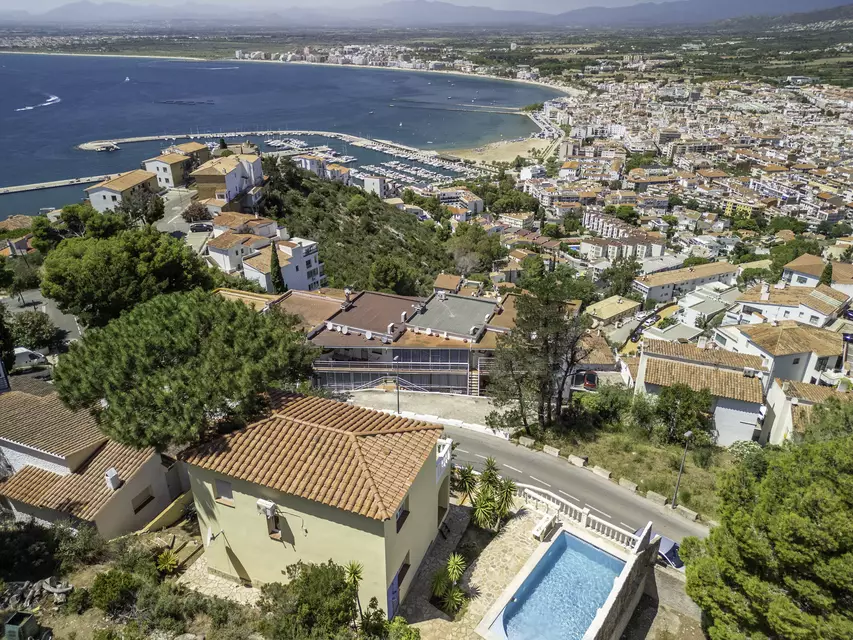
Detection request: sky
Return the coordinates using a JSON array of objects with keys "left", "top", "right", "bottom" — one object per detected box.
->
[{"left": 3, "top": 0, "right": 649, "bottom": 15}]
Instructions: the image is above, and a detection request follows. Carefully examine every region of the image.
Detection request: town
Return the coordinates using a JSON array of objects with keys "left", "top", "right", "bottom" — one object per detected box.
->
[{"left": 2, "top": 6, "right": 853, "bottom": 640}]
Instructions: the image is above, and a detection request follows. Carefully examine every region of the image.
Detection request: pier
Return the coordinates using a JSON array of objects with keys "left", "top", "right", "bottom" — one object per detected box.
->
[{"left": 0, "top": 174, "right": 116, "bottom": 195}]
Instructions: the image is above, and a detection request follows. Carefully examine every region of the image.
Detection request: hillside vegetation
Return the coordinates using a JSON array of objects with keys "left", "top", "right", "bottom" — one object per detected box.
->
[{"left": 262, "top": 157, "right": 452, "bottom": 295}]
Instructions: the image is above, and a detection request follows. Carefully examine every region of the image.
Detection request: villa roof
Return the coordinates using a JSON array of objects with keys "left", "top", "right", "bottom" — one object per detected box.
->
[
  {"left": 643, "top": 358, "right": 763, "bottom": 404},
  {"left": 182, "top": 393, "right": 442, "bottom": 520},
  {"left": 243, "top": 245, "right": 289, "bottom": 275},
  {"left": 206, "top": 232, "right": 264, "bottom": 251},
  {"left": 433, "top": 273, "right": 462, "bottom": 291},
  {"left": 643, "top": 339, "right": 768, "bottom": 371},
  {"left": 191, "top": 155, "right": 256, "bottom": 177},
  {"left": 634, "top": 261, "right": 737, "bottom": 288},
  {"left": 782, "top": 253, "right": 825, "bottom": 278},
  {"left": 0, "top": 392, "right": 106, "bottom": 458},
  {"left": 174, "top": 142, "right": 208, "bottom": 153},
  {"left": 778, "top": 379, "right": 843, "bottom": 404},
  {"left": 86, "top": 169, "right": 156, "bottom": 194},
  {"left": 737, "top": 284, "right": 848, "bottom": 316},
  {"left": 149, "top": 153, "right": 191, "bottom": 166},
  {"left": 739, "top": 321, "right": 842, "bottom": 357}
]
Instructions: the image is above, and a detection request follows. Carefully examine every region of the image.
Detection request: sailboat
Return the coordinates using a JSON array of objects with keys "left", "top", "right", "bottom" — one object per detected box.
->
[
  {"left": 124, "top": 76, "right": 130, "bottom": 82},
  {"left": 399, "top": 122, "right": 403, "bottom": 127}
]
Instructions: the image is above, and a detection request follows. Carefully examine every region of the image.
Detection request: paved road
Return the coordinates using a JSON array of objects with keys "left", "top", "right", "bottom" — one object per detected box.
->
[
  {"left": 445, "top": 426, "right": 709, "bottom": 543},
  {"left": 349, "top": 390, "right": 708, "bottom": 543},
  {"left": 156, "top": 189, "right": 211, "bottom": 254},
  {"left": 1, "top": 289, "right": 81, "bottom": 343}
]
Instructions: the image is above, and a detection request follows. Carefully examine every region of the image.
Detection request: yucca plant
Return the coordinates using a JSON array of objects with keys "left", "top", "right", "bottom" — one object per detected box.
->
[
  {"left": 431, "top": 569, "right": 450, "bottom": 598},
  {"left": 457, "top": 464, "right": 478, "bottom": 506},
  {"left": 480, "top": 457, "right": 500, "bottom": 491},
  {"left": 472, "top": 485, "right": 497, "bottom": 530},
  {"left": 495, "top": 477, "right": 518, "bottom": 522},
  {"left": 156, "top": 549, "right": 179, "bottom": 575},
  {"left": 441, "top": 585, "right": 466, "bottom": 614},
  {"left": 345, "top": 561, "right": 364, "bottom": 623},
  {"left": 445, "top": 553, "right": 466, "bottom": 583}
]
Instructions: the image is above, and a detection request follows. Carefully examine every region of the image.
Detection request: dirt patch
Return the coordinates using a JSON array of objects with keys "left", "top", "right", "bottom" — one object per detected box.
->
[{"left": 621, "top": 595, "right": 706, "bottom": 640}]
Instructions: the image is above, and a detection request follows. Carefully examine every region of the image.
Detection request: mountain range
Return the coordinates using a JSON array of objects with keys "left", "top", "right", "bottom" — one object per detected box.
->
[{"left": 1, "top": 0, "right": 851, "bottom": 28}]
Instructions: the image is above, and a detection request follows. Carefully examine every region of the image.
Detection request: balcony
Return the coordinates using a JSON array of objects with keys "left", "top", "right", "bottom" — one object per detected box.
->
[
  {"left": 313, "top": 360, "right": 469, "bottom": 373},
  {"left": 436, "top": 437, "right": 452, "bottom": 483}
]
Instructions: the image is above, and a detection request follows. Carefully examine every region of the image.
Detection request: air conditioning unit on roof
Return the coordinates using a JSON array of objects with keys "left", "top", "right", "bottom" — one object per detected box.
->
[{"left": 256, "top": 499, "right": 275, "bottom": 518}]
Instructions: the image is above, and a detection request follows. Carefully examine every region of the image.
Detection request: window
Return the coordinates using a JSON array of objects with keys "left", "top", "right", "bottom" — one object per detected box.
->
[
  {"left": 111, "top": 195, "right": 117, "bottom": 202},
  {"left": 783, "top": 310, "right": 790, "bottom": 318},
  {"left": 295, "top": 265, "right": 299, "bottom": 272},
  {"left": 215, "top": 479, "right": 234, "bottom": 506},
  {"left": 810, "top": 315, "right": 820, "bottom": 325},
  {"left": 131, "top": 486, "right": 154, "bottom": 514},
  {"left": 397, "top": 552, "right": 411, "bottom": 585},
  {"left": 267, "top": 514, "right": 282, "bottom": 540},
  {"left": 305, "top": 260, "right": 312, "bottom": 268},
  {"left": 395, "top": 496, "right": 410, "bottom": 533},
  {"left": 816, "top": 357, "right": 829, "bottom": 372},
  {"left": 797, "top": 276, "right": 807, "bottom": 284},
  {"left": 792, "top": 357, "right": 801, "bottom": 365}
]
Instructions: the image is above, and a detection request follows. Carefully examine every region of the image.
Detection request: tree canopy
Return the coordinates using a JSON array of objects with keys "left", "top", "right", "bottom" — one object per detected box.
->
[
  {"left": 682, "top": 436, "right": 853, "bottom": 639},
  {"left": 41, "top": 227, "right": 212, "bottom": 327},
  {"left": 54, "top": 290, "right": 316, "bottom": 450},
  {"left": 654, "top": 384, "right": 715, "bottom": 446},
  {"left": 447, "top": 222, "right": 506, "bottom": 275},
  {"left": 600, "top": 257, "right": 642, "bottom": 297},
  {"left": 8, "top": 310, "right": 59, "bottom": 350},
  {"left": 0, "top": 303, "right": 14, "bottom": 372}
]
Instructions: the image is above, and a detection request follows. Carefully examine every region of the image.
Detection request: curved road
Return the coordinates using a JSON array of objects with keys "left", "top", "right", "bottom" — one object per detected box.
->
[{"left": 350, "top": 390, "right": 709, "bottom": 542}]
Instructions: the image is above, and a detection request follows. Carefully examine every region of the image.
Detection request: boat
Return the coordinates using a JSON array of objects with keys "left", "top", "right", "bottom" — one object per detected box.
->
[
  {"left": 447, "top": 96, "right": 452, "bottom": 99},
  {"left": 399, "top": 122, "right": 402, "bottom": 127},
  {"left": 124, "top": 76, "right": 130, "bottom": 82},
  {"left": 369, "top": 110, "right": 374, "bottom": 114}
]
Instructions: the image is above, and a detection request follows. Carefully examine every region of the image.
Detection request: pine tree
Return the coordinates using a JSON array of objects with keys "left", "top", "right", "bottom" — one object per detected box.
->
[{"left": 270, "top": 243, "right": 287, "bottom": 294}]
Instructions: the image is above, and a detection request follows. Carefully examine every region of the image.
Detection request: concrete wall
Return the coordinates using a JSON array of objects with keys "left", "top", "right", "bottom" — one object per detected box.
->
[
  {"left": 0, "top": 442, "right": 71, "bottom": 476},
  {"left": 94, "top": 453, "right": 172, "bottom": 539},
  {"left": 712, "top": 397, "right": 762, "bottom": 446},
  {"left": 187, "top": 464, "right": 389, "bottom": 611}
]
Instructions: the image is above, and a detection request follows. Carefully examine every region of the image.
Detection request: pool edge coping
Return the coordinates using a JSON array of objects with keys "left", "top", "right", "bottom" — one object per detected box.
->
[{"left": 473, "top": 523, "right": 634, "bottom": 640}]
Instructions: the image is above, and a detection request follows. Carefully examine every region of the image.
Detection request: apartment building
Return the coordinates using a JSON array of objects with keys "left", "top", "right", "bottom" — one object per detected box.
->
[
  {"left": 579, "top": 236, "right": 665, "bottom": 262},
  {"left": 85, "top": 170, "right": 159, "bottom": 213},
  {"left": 362, "top": 176, "right": 387, "bottom": 198},
  {"left": 243, "top": 238, "right": 326, "bottom": 293},
  {"left": 632, "top": 262, "right": 738, "bottom": 303},
  {"left": 765, "top": 379, "right": 848, "bottom": 445},
  {"left": 634, "top": 340, "right": 766, "bottom": 445},
  {"left": 165, "top": 141, "right": 212, "bottom": 166},
  {"left": 191, "top": 155, "right": 265, "bottom": 214},
  {"left": 497, "top": 211, "right": 535, "bottom": 230},
  {"left": 143, "top": 153, "right": 193, "bottom": 189},
  {"left": 437, "top": 188, "right": 484, "bottom": 215},
  {"left": 183, "top": 392, "right": 452, "bottom": 620},
  {"left": 727, "top": 283, "right": 848, "bottom": 328},
  {"left": 582, "top": 210, "right": 637, "bottom": 239}
]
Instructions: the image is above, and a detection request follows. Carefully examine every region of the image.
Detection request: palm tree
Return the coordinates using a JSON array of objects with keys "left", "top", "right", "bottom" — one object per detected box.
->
[
  {"left": 480, "top": 457, "right": 500, "bottom": 491},
  {"left": 495, "top": 477, "right": 517, "bottom": 523},
  {"left": 457, "top": 464, "right": 478, "bottom": 506},
  {"left": 345, "top": 561, "right": 364, "bottom": 624}
]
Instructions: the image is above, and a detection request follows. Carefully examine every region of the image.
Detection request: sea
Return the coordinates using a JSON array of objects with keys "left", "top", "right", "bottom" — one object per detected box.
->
[{"left": 0, "top": 54, "right": 561, "bottom": 218}]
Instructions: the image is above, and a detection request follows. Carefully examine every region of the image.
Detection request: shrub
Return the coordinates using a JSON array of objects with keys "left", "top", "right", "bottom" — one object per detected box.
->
[
  {"left": 91, "top": 569, "right": 140, "bottom": 616},
  {"left": 156, "top": 549, "right": 179, "bottom": 575},
  {"left": 92, "top": 631, "right": 120, "bottom": 640},
  {"left": 54, "top": 522, "right": 106, "bottom": 572},
  {"left": 65, "top": 587, "right": 91, "bottom": 614},
  {"left": 728, "top": 439, "right": 761, "bottom": 462},
  {"left": 111, "top": 538, "right": 158, "bottom": 582},
  {"left": 691, "top": 445, "right": 715, "bottom": 469}
]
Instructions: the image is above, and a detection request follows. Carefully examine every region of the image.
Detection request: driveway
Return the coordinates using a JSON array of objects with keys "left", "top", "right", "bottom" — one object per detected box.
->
[
  {"left": 350, "top": 390, "right": 708, "bottom": 542},
  {"left": 155, "top": 189, "right": 211, "bottom": 254},
  {"left": 0, "top": 289, "right": 81, "bottom": 343}
]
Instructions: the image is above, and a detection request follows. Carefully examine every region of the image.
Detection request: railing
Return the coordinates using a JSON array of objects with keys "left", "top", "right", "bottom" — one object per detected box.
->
[
  {"left": 436, "top": 438, "right": 452, "bottom": 483},
  {"left": 517, "top": 485, "right": 641, "bottom": 552},
  {"left": 313, "top": 360, "right": 469, "bottom": 372},
  {"left": 478, "top": 357, "right": 496, "bottom": 373}
]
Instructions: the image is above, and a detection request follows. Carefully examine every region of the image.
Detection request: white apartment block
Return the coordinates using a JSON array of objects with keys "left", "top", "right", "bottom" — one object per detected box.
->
[{"left": 632, "top": 262, "right": 738, "bottom": 303}]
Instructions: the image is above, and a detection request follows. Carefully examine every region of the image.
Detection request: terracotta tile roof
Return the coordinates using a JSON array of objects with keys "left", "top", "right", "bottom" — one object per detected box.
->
[
  {"left": 779, "top": 379, "right": 844, "bottom": 404},
  {"left": 831, "top": 261, "right": 853, "bottom": 285},
  {"left": 792, "top": 404, "right": 813, "bottom": 435},
  {"left": 737, "top": 284, "right": 848, "bottom": 316},
  {"left": 783, "top": 253, "right": 825, "bottom": 279},
  {"left": 243, "top": 245, "right": 290, "bottom": 275},
  {"left": 150, "top": 153, "right": 191, "bottom": 166},
  {"left": 643, "top": 339, "right": 768, "bottom": 371},
  {"left": 182, "top": 393, "right": 442, "bottom": 520},
  {"left": 175, "top": 142, "right": 208, "bottom": 153},
  {"left": 644, "top": 357, "right": 763, "bottom": 404},
  {"left": 0, "top": 392, "right": 106, "bottom": 457},
  {"left": 622, "top": 357, "right": 640, "bottom": 381},
  {"left": 0, "top": 215, "right": 34, "bottom": 232},
  {"left": 634, "top": 261, "right": 737, "bottom": 288},
  {"left": 191, "top": 155, "right": 257, "bottom": 177},
  {"left": 206, "top": 232, "right": 263, "bottom": 251},
  {"left": 212, "top": 212, "right": 276, "bottom": 230},
  {"left": 0, "top": 441, "right": 156, "bottom": 521},
  {"left": 580, "top": 333, "right": 614, "bottom": 366},
  {"left": 86, "top": 170, "right": 156, "bottom": 194},
  {"left": 739, "top": 321, "right": 842, "bottom": 357}
]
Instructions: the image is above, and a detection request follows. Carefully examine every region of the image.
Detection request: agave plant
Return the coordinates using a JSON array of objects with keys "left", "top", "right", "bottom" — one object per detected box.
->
[
  {"left": 441, "top": 585, "right": 466, "bottom": 614},
  {"left": 472, "top": 485, "right": 497, "bottom": 530},
  {"left": 480, "top": 457, "right": 500, "bottom": 491},
  {"left": 456, "top": 464, "right": 478, "bottom": 506},
  {"left": 445, "top": 553, "right": 467, "bottom": 584},
  {"left": 156, "top": 549, "right": 179, "bottom": 575},
  {"left": 431, "top": 568, "right": 450, "bottom": 598}
]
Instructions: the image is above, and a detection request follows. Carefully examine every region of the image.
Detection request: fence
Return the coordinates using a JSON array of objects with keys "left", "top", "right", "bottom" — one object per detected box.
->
[{"left": 517, "top": 484, "right": 641, "bottom": 551}]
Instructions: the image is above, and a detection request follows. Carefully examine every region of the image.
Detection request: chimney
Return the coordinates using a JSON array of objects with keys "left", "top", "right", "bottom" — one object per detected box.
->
[
  {"left": 105, "top": 468, "right": 122, "bottom": 491},
  {"left": 401, "top": 311, "right": 407, "bottom": 322}
]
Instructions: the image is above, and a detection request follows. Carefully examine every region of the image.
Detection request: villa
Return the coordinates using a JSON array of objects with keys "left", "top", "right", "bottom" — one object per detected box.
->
[
  {"left": 85, "top": 169, "right": 159, "bottom": 213},
  {"left": 181, "top": 392, "right": 452, "bottom": 619}
]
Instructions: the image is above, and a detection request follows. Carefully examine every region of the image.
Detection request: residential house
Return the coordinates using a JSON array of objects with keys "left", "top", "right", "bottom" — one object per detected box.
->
[
  {"left": 678, "top": 282, "right": 740, "bottom": 329},
  {"left": 206, "top": 232, "right": 270, "bottom": 273},
  {"left": 85, "top": 170, "right": 159, "bottom": 213},
  {"left": 433, "top": 273, "right": 463, "bottom": 294},
  {"left": 726, "top": 283, "right": 848, "bottom": 328},
  {"left": 765, "top": 379, "right": 848, "bottom": 445},
  {"left": 326, "top": 164, "right": 352, "bottom": 186},
  {"left": 143, "top": 154, "right": 193, "bottom": 189},
  {"left": 0, "top": 390, "right": 176, "bottom": 539},
  {"left": 631, "top": 262, "right": 738, "bottom": 303},
  {"left": 782, "top": 254, "right": 826, "bottom": 287},
  {"left": 586, "top": 295, "right": 641, "bottom": 326},
  {"left": 713, "top": 321, "right": 844, "bottom": 388},
  {"left": 243, "top": 237, "right": 326, "bottom": 293},
  {"left": 182, "top": 392, "right": 452, "bottom": 619},
  {"left": 634, "top": 340, "right": 766, "bottom": 445},
  {"left": 191, "top": 155, "right": 265, "bottom": 215},
  {"left": 166, "top": 141, "right": 212, "bottom": 166}
]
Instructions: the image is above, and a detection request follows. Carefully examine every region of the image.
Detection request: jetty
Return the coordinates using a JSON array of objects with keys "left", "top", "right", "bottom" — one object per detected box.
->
[{"left": 0, "top": 175, "right": 115, "bottom": 195}]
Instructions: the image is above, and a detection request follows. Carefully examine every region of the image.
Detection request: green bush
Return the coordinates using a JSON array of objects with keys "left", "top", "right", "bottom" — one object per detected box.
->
[
  {"left": 111, "top": 538, "right": 158, "bottom": 582},
  {"left": 54, "top": 522, "right": 106, "bottom": 572},
  {"left": 691, "top": 446, "right": 715, "bottom": 469},
  {"left": 65, "top": 587, "right": 91, "bottom": 614},
  {"left": 156, "top": 549, "right": 179, "bottom": 575},
  {"left": 91, "top": 569, "right": 140, "bottom": 616},
  {"left": 92, "top": 631, "right": 120, "bottom": 640}
]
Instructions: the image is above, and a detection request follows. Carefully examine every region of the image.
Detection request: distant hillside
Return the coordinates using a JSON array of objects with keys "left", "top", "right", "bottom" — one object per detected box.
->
[
  {"left": 718, "top": 2, "right": 853, "bottom": 28},
  {"left": 2, "top": 0, "right": 852, "bottom": 28}
]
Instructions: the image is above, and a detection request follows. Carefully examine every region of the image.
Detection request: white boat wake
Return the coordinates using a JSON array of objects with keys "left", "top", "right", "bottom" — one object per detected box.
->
[{"left": 15, "top": 94, "right": 61, "bottom": 112}]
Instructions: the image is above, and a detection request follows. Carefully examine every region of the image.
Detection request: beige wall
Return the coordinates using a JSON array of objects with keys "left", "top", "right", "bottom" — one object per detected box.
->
[
  {"left": 383, "top": 447, "right": 445, "bottom": 610},
  {"left": 187, "top": 465, "right": 390, "bottom": 610},
  {"left": 95, "top": 453, "right": 172, "bottom": 540}
]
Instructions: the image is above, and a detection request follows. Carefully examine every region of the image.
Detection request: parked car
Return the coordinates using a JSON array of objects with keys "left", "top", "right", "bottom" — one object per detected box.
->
[
  {"left": 189, "top": 223, "right": 213, "bottom": 233},
  {"left": 14, "top": 347, "right": 48, "bottom": 369},
  {"left": 630, "top": 332, "right": 642, "bottom": 343},
  {"left": 582, "top": 371, "right": 598, "bottom": 390},
  {"left": 635, "top": 528, "right": 685, "bottom": 571}
]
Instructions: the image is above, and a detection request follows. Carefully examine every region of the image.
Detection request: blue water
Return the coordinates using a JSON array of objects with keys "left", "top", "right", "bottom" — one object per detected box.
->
[
  {"left": 495, "top": 532, "right": 625, "bottom": 640},
  {"left": 0, "top": 54, "right": 560, "bottom": 217}
]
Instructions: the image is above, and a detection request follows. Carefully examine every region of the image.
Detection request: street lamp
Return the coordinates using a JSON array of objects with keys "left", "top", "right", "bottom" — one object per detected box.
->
[
  {"left": 393, "top": 355, "right": 401, "bottom": 415},
  {"left": 671, "top": 430, "right": 693, "bottom": 509}
]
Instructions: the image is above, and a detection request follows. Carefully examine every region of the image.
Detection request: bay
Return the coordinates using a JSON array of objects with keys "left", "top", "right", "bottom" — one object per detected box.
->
[{"left": 0, "top": 54, "right": 561, "bottom": 218}]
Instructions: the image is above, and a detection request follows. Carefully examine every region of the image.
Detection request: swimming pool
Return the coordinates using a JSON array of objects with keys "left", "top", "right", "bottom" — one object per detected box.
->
[{"left": 488, "top": 531, "right": 625, "bottom": 640}]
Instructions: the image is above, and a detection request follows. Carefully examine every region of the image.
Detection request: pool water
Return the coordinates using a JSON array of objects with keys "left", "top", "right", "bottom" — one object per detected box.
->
[{"left": 493, "top": 532, "right": 625, "bottom": 640}]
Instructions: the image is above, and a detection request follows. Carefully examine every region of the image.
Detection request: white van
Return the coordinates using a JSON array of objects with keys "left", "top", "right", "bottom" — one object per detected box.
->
[{"left": 14, "top": 347, "right": 48, "bottom": 369}]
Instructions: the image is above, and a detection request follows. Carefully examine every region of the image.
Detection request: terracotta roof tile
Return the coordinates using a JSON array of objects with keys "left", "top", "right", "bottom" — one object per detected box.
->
[
  {"left": 737, "top": 284, "right": 847, "bottom": 316},
  {"left": 643, "top": 339, "right": 768, "bottom": 371},
  {"left": 644, "top": 357, "right": 763, "bottom": 404},
  {"left": 0, "top": 392, "right": 106, "bottom": 457},
  {"left": 182, "top": 393, "right": 442, "bottom": 520},
  {"left": 739, "top": 321, "right": 842, "bottom": 357},
  {"left": 782, "top": 253, "right": 825, "bottom": 279}
]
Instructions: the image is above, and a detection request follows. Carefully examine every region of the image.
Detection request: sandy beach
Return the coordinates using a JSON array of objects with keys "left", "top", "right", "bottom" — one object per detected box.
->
[{"left": 449, "top": 138, "right": 553, "bottom": 164}]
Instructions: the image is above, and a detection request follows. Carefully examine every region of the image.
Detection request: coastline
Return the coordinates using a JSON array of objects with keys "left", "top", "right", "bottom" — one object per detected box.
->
[{"left": 0, "top": 49, "right": 578, "bottom": 97}]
